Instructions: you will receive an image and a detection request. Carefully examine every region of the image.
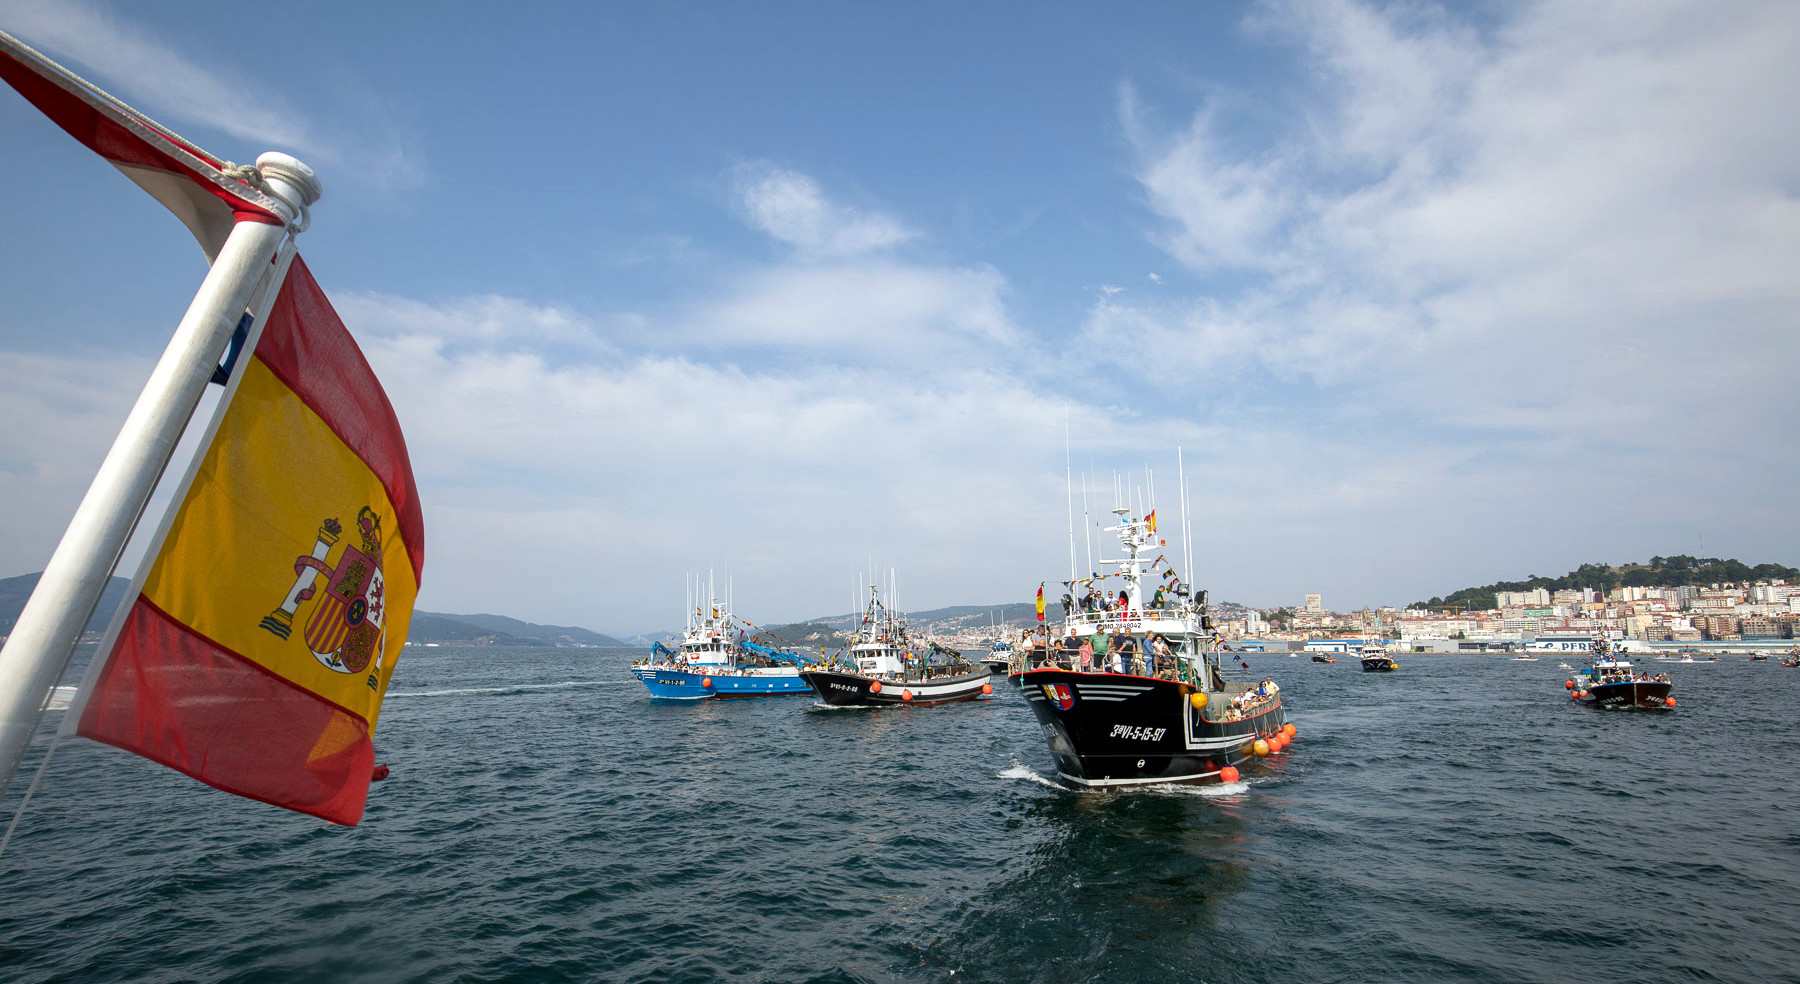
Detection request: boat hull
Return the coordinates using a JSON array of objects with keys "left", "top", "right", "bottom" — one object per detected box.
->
[
  {"left": 1581, "top": 679, "right": 1674, "bottom": 710},
  {"left": 799, "top": 668, "right": 992, "bottom": 706},
  {"left": 1014, "top": 669, "right": 1286, "bottom": 787},
  {"left": 1361, "top": 657, "right": 1398, "bottom": 672},
  {"left": 631, "top": 666, "right": 812, "bottom": 699}
]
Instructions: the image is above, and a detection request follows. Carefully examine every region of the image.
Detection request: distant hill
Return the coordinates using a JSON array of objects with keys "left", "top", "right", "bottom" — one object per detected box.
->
[
  {"left": 0, "top": 572, "right": 132, "bottom": 634},
  {"left": 407, "top": 611, "right": 627, "bottom": 648},
  {"left": 1418, "top": 555, "right": 1800, "bottom": 610},
  {"left": 0, "top": 572, "right": 627, "bottom": 649}
]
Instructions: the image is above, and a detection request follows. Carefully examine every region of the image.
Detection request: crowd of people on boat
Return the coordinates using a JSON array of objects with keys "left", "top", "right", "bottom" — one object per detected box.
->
[
  {"left": 1060, "top": 580, "right": 1190, "bottom": 618},
  {"left": 1013, "top": 626, "right": 1192, "bottom": 680},
  {"left": 1218, "top": 679, "right": 1279, "bottom": 720},
  {"left": 1590, "top": 668, "right": 1672, "bottom": 685}
]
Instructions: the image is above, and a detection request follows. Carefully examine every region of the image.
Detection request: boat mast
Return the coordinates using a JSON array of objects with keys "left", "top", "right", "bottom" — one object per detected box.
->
[
  {"left": 1065, "top": 415, "right": 1077, "bottom": 584},
  {"left": 1081, "top": 472, "right": 1093, "bottom": 578}
]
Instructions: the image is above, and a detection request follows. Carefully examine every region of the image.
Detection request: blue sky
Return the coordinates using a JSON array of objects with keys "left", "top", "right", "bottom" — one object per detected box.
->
[{"left": 2, "top": 0, "right": 1796, "bottom": 635}]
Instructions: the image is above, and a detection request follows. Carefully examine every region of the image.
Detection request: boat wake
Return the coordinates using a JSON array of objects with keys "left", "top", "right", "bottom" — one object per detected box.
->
[
  {"left": 995, "top": 761, "right": 1250, "bottom": 797},
  {"left": 387, "top": 680, "right": 614, "bottom": 699},
  {"left": 996, "top": 762, "right": 1070, "bottom": 790},
  {"left": 45, "top": 685, "right": 77, "bottom": 711}
]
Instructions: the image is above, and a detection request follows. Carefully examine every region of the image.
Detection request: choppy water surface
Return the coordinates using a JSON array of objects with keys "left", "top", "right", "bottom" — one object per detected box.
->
[{"left": 2, "top": 648, "right": 1795, "bottom": 983}]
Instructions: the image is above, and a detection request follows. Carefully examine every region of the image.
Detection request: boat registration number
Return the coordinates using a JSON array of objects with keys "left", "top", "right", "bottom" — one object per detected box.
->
[{"left": 1109, "top": 724, "right": 1167, "bottom": 742}]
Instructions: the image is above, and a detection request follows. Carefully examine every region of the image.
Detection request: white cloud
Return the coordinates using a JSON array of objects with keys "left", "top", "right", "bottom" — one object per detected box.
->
[
  {"left": 688, "top": 260, "right": 1020, "bottom": 360},
  {"left": 0, "top": 0, "right": 427, "bottom": 190},
  {"left": 732, "top": 162, "right": 918, "bottom": 257},
  {"left": 1112, "top": 0, "right": 1800, "bottom": 417},
  {"left": 0, "top": 0, "right": 315, "bottom": 150},
  {"left": 334, "top": 292, "right": 1187, "bottom": 630},
  {"left": 1097, "top": 0, "right": 1800, "bottom": 602}
]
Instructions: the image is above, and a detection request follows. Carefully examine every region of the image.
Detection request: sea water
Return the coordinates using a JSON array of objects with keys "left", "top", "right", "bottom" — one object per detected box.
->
[{"left": 1, "top": 647, "right": 1794, "bottom": 983}]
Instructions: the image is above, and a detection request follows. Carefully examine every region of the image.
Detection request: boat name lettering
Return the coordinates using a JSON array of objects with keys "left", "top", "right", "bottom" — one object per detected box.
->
[
  {"left": 829, "top": 682, "right": 860, "bottom": 693},
  {"left": 1109, "top": 724, "right": 1167, "bottom": 742}
]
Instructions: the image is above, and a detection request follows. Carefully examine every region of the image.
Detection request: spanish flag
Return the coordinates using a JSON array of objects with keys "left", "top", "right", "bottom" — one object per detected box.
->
[
  {"left": 1146, "top": 509, "right": 1157, "bottom": 533},
  {"left": 1036, "top": 583, "right": 1046, "bottom": 623},
  {"left": 73, "top": 258, "right": 422, "bottom": 826}
]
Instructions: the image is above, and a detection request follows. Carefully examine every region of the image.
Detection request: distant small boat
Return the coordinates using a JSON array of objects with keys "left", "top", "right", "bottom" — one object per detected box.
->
[
  {"left": 1514, "top": 654, "right": 1538, "bottom": 661},
  {"left": 982, "top": 639, "right": 1014, "bottom": 675},
  {"left": 1359, "top": 644, "right": 1398, "bottom": 672},
  {"left": 1310, "top": 654, "right": 1336, "bottom": 663}
]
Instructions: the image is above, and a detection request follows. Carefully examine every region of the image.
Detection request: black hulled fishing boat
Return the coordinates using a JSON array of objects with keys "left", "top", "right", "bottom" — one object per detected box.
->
[
  {"left": 801, "top": 585, "right": 993, "bottom": 706},
  {"left": 1358, "top": 643, "right": 1398, "bottom": 672},
  {"left": 1015, "top": 505, "right": 1291, "bottom": 787},
  {"left": 1568, "top": 637, "right": 1675, "bottom": 709}
]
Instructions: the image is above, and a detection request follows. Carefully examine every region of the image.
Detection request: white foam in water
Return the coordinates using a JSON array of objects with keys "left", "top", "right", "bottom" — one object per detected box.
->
[
  {"left": 45, "top": 685, "right": 77, "bottom": 711},
  {"left": 996, "top": 760, "right": 1250, "bottom": 797},
  {"left": 387, "top": 679, "right": 613, "bottom": 699},
  {"left": 996, "top": 761, "right": 1068, "bottom": 789}
]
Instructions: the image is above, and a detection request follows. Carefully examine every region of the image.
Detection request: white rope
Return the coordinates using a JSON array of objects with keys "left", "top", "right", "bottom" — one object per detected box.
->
[{"left": 221, "top": 161, "right": 310, "bottom": 233}]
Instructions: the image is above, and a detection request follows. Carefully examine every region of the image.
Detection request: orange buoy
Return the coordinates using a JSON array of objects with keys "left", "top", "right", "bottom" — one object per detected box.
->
[
  {"left": 370, "top": 763, "right": 391, "bottom": 782},
  {"left": 1285, "top": 725, "right": 1298, "bottom": 741},
  {"left": 1219, "top": 766, "right": 1241, "bottom": 783},
  {"left": 870, "top": 680, "right": 882, "bottom": 693},
  {"left": 1190, "top": 693, "right": 1206, "bottom": 710},
  {"left": 1565, "top": 680, "right": 1575, "bottom": 690},
  {"left": 1664, "top": 696, "right": 1677, "bottom": 707},
  {"left": 981, "top": 682, "right": 993, "bottom": 695},
  {"left": 1252, "top": 738, "right": 1271, "bottom": 757},
  {"left": 1282, "top": 722, "right": 1296, "bottom": 738},
  {"left": 902, "top": 689, "right": 914, "bottom": 702},
  {"left": 702, "top": 676, "right": 713, "bottom": 689}
]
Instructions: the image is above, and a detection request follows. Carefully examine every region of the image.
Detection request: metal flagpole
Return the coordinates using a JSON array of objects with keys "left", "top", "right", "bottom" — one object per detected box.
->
[{"left": 0, "top": 154, "right": 322, "bottom": 796}]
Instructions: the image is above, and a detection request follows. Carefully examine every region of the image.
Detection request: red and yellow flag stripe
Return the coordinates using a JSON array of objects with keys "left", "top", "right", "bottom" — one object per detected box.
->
[{"left": 78, "top": 257, "right": 422, "bottom": 826}]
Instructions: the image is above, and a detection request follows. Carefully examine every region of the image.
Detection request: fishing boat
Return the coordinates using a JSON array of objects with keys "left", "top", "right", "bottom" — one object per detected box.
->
[
  {"left": 1514, "top": 653, "right": 1538, "bottom": 661},
  {"left": 1359, "top": 642, "right": 1398, "bottom": 672},
  {"left": 801, "top": 585, "right": 992, "bottom": 706},
  {"left": 981, "top": 641, "right": 1013, "bottom": 674},
  {"left": 1310, "top": 654, "right": 1336, "bottom": 664},
  {"left": 1015, "top": 504, "right": 1289, "bottom": 788},
  {"left": 981, "top": 616, "right": 1015, "bottom": 674},
  {"left": 630, "top": 589, "right": 814, "bottom": 699},
  {"left": 1566, "top": 638, "right": 1675, "bottom": 710}
]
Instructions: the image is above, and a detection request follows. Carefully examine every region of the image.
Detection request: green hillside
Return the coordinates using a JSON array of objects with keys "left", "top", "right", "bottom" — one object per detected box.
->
[{"left": 1418, "top": 556, "right": 1799, "bottom": 610}]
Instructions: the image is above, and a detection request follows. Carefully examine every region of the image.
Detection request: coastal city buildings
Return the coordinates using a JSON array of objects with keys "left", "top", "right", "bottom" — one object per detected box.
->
[{"left": 1214, "top": 580, "right": 1798, "bottom": 646}]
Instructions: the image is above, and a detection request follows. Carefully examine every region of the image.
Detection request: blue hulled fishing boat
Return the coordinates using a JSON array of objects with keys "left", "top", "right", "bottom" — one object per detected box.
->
[{"left": 631, "top": 588, "right": 816, "bottom": 699}]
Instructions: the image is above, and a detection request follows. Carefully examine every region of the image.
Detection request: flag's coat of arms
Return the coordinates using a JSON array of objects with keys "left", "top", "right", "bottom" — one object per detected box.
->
[
  {"left": 262, "top": 508, "right": 389, "bottom": 679},
  {"left": 1044, "top": 683, "right": 1075, "bottom": 710}
]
